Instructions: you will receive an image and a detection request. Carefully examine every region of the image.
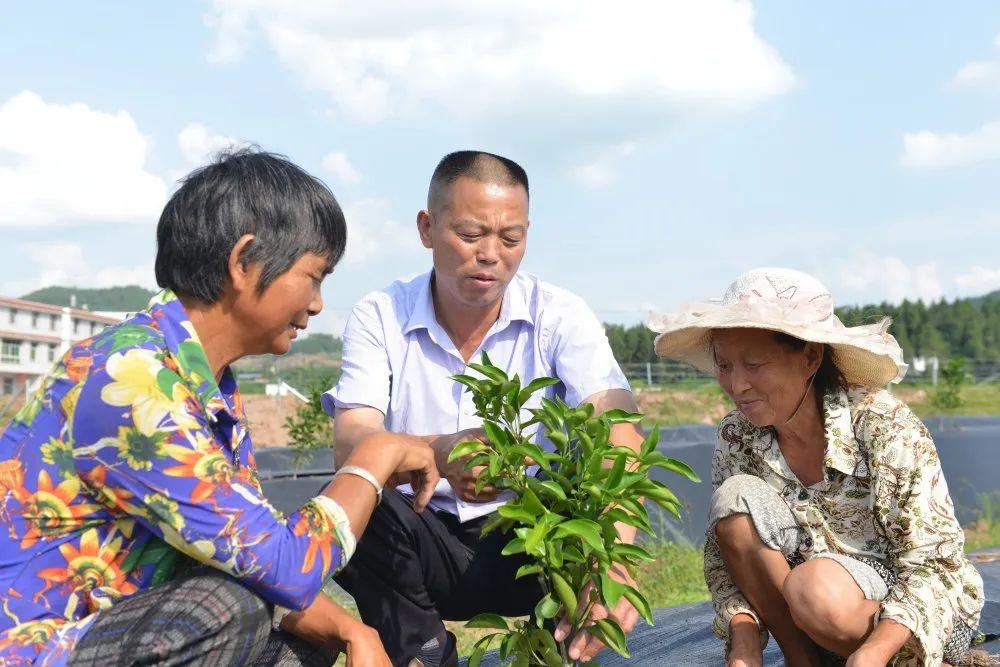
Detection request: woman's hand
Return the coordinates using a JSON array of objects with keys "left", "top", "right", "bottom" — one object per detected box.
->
[
  {"left": 845, "top": 645, "right": 889, "bottom": 667},
  {"left": 345, "top": 436, "right": 440, "bottom": 512},
  {"left": 343, "top": 620, "right": 392, "bottom": 667},
  {"left": 385, "top": 439, "right": 440, "bottom": 512}
]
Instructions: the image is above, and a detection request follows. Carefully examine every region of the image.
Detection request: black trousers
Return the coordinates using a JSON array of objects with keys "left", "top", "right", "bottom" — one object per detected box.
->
[{"left": 335, "top": 489, "right": 545, "bottom": 666}]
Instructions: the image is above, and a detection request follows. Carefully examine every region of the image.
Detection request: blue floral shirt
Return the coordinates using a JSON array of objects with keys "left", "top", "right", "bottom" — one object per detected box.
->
[{"left": 0, "top": 290, "right": 342, "bottom": 666}]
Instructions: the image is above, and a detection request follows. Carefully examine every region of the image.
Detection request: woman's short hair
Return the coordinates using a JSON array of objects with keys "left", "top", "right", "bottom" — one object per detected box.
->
[{"left": 155, "top": 147, "right": 347, "bottom": 303}]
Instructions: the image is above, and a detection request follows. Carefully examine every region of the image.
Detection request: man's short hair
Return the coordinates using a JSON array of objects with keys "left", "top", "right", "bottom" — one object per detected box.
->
[
  {"left": 427, "top": 150, "right": 529, "bottom": 214},
  {"left": 155, "top": 147, "right": 347, "bottom": 303}
]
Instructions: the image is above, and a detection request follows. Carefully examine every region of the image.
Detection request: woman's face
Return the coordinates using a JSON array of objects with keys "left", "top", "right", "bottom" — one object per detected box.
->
[
  {"left": 711, "top": 328, "right": 820, "bottom": 428},
  {"left": 233, "top": 251, "right": 329, "bottom": 356}
]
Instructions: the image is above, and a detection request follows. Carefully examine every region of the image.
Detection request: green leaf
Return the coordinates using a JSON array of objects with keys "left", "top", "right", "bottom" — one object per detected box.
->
[
  {"left": 467, "top": 361, "right": 507, "bottom": 382},
  {"left": 539, "top": 398, "right": 564, "bottom": 426},
  {"left": 591, "top": 618, "right": 630, "bottom": 658},
  {"left": 547, "top": 538, "right": 564, "bottom": 568},
  {"left": 530, "top": 629, "right": 563, "bottom": 667},
  {"left": 599, "top": 573, "right": 627, "bottom": 608},
  {"left": 623, "top": 585, "right": 654, "bottom": 625},
  {"left": 469, "top": 632, "right": 503, "bottom": 667},
  {"left": 645, "top": 452, "right": 701, "bottom": 482},
  {"left": 524, "top": 521, "right": 549, "bottom": 556},
  {"left": 553, "top": 519, "right": 604, "bottom": 553},
  {"left": 550, "top": 571, "right": 578, "bottom": 624},
  {"left": 640, "top": 423, "right": 660, "bottom": 456},
  {"left": 606, "top": 455, "right": 626, "bottom": 489},
  {"left": 516, "top": 563, "right": 543, "bottom": 580},
  {"left": 545, "top": 430, "right": 569, "bottom": 450},
  {"left": 520, "top": 485, "right": 545, "bottom": 516},
  {"left": 638, "top": 480, "right": 681, "bottom": 507},
  {"left": 613, "top": 542, "right": 655, "bottom": 562},
  {"left": 497, "top": 504, "right": 539, "bottom": 525},
  {"left": 537, "top": 479, "right": 567, "bottom": 501},
  {"left": 615, "top": 499, "right": 653, "bottom": 534},
  {"left": 601, "top": 408, "right": 643, "bottom": 424},
  {"left": 511, "top": 443, "right": 549, "bottom": 470},
  {"left": 482, "top": 420, "right": 511, "bottom": 450},
  {"left": 452, "top": 374, "right": 484, "bottom": 393},
  {"left": 467, "top": 613, "right": 510, "bottom": 630},
  {"left": 480, "top": 512, "right": 511, "bottom": 537},
  {"left": 517, "top": 376, "right": 560, "bottom": 404},
  {"left": 501, "top": 538, "right": 526, "bottom": 556},
  {"left": 534, "top": 593, "right": 561, "bottom": 620},
  {"left": 447, "top": 440, "right": 489, "bottom": 462}
]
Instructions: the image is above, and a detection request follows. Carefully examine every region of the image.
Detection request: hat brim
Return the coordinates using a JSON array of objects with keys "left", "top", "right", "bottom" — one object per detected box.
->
[{"left": 649, "top": 309, "right": 907, "bottom": 387}]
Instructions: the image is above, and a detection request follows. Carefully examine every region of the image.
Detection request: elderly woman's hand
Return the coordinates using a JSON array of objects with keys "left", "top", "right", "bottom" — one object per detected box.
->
[
  {"left": 384, "top": 440, "right": 440, "bottom": 513},
  {"left": 344, "top": 436, "right": 440, "bottom": 513}
]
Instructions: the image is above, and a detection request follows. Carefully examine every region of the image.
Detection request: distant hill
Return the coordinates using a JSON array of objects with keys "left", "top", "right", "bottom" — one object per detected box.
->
[
  {"left": 21, "top": 286, "right": 155, "bottom": 312},
  {"left": 290, "top": 332, "right": 342, "bottom": 355}
]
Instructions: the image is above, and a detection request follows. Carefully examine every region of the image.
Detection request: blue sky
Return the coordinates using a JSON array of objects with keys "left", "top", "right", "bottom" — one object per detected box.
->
[{"left": 1, "top": 1, "right": 999, "bottom": 334}]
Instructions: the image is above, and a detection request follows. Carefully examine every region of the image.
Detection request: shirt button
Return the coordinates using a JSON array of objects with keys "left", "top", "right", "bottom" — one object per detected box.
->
[{"left": 798, "top": 490, "right": 809, "bottom": 501}]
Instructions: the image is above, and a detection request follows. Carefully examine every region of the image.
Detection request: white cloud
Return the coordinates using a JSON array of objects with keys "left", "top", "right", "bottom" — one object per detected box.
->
[
  {"left": 950, "top": 32, "right": 1000, "bottom": 89},
  {"left": 952, "top": 60, "right": 1000, "bottom": 89},
  {"left": 570, "top": 141, "right": 637, "bottom": 188},
  {"left": 0, "top": 91, "right": 167, "bottom": 228},
  {"left": 341, "top": 198, "right": 419, "bottom": 264},
  {"left": 322, "top": 151, "right": 363, "bottom": 184},
  {"left": 836, "top": 248, "right": 943, "bottom": 304},
  {"left": 177, "top": 122, "right": 247, "bottom": 165},
  {"left": 2, "top": 242, "right": 156, "bottom": 296},
  {"left": 955, "top": 266, "right": 1000, "bottom": 295},
  {"left": 204, "top": 0, "right": 795, "bottom": 123},
  {"left": 899, "top": 120, "right": 1000, "bottom": 170}
]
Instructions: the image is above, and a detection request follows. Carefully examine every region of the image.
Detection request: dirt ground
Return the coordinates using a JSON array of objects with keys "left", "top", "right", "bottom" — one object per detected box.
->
[{"left": 242, "top": 394, "right": 305, "bottom": 447}]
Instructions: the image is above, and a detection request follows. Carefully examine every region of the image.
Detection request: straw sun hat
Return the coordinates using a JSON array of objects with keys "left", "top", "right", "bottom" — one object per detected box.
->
[{"left": 648, "top": 268, "right": 908, "bottom": 387}]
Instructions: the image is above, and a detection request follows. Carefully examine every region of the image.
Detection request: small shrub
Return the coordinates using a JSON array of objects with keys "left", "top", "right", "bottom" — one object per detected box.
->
[
  {"left": 284, "top": 377, "right": 335, "bottom": 473},
  {"left": 451, "top": 354, "right": 699, "bottom": 666},
  {"left": 933, "top": 357, "right": 972, "bottom": 412}
]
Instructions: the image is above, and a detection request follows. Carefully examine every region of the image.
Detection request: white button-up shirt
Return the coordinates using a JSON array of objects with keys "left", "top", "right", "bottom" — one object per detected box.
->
[{"left": 323, "top": 270, "right": 630, "bottom": 522}]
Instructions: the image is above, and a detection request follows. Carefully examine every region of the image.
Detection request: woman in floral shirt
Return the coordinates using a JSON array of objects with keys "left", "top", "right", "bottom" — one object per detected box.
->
[
  {"left": 0, "top": 150, "right": 439, "bottom": 667},
  {"left": 649, "top": 268, "right": 983, "bottom": 667}
]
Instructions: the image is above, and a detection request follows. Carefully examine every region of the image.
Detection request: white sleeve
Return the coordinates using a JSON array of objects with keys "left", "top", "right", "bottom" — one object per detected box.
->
[
  {"left": 322, "top": 296, "right": 391, "bottom": 416},
  {"left": 546, "top": 295, "right": 630, "bottom": 407}
]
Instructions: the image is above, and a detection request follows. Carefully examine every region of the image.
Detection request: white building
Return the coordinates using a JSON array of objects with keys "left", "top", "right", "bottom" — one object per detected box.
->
[{"left": 0, "top": 296, "right": 121, "bottom": 398}]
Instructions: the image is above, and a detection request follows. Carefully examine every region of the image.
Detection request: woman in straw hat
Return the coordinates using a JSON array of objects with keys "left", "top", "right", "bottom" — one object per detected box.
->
[{"left": 649, "top": 268, "right": 983, "bottom": 667}]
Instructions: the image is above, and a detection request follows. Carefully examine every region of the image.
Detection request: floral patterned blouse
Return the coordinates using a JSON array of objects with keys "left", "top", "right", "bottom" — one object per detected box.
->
[
  {"left": 0, "top": 290, "right": 344, "bottom": 667},
  {"left": 704, "top": 386, "right": 984, "bottom": 666}
]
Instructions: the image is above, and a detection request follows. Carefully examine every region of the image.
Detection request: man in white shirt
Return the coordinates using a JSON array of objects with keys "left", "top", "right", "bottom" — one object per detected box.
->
[{"left": 326, "top": 151, "right": 644, "bottom": 667}]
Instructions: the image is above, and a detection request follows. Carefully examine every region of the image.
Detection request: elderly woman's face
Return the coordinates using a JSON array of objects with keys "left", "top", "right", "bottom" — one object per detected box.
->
[
  {"left": 233, "top": 251, "right": 330, "bottom": 356},
  {"left": 711, "top": 328, "right": 820, "bottom": 428}
]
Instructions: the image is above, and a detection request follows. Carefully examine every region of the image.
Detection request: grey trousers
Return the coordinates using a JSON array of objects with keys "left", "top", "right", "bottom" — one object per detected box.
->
[
  {"left": 68, "top": 569, "right": 337, "bottom": 667},
  {"left": 709, "top": 474, "right": 976, "bottom": 664}
]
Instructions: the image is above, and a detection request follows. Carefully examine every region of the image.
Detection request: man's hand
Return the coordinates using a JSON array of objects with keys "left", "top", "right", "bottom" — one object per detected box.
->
[
  {"left": 552, "top": 565, "right": 640, "bottom": 662},
  {"left": 430, "top": 428, "right": 500, "bottom": 503}
]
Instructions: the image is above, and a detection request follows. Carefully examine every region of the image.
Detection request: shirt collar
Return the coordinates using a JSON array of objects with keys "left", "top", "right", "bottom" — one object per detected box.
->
[
  {"left": 402, "top": 270, "right": 534, "bottom": 337},
  {"left": 745, "top": 387, "right": 867, "bottom": 480},
  {"left": 822, "top": 387, "right": 867, "bottom": 477},
  {"left": 146, "top": 289, "right": 239, "bottom": 424}
]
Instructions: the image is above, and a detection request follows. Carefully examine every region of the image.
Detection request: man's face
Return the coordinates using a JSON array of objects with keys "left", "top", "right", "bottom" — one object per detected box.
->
[{"left": 419, "top": 176, "right": 529, "bottom": 311}]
